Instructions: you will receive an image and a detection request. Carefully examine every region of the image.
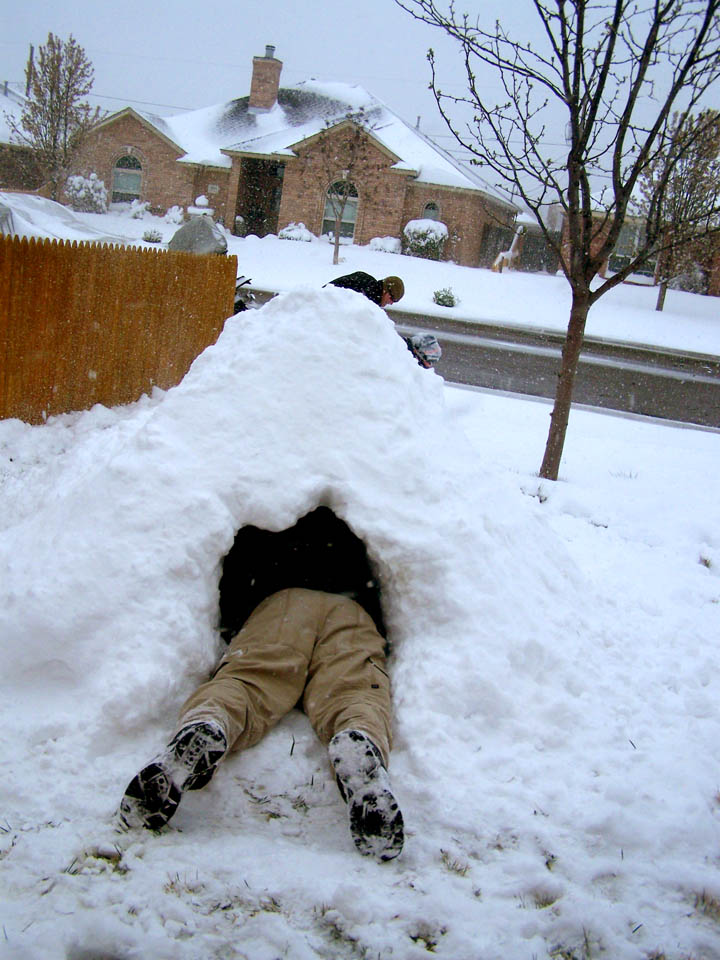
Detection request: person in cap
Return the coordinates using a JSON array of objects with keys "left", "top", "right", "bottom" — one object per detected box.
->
[
  {"left": 119, "top": 507, "right": 404, "bottom": 863},
  {"left": 328, "top": 271, "right": 441, "bottom": 369},
  {"left": 328, "top": 271, "right": 404, "bottom": 308}
]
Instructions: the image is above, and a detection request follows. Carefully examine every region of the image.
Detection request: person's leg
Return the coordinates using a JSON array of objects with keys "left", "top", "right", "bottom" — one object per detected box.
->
[
  {"left": 300, "top": 594, "right": 403, "bottom": 861},
  {"left": 179, "top": 587, "right": 321, "bottom": 751},
  {"left": 119, "top": 588, "right": 320, "bottom": 830},
  {"left": 301, "top": 596, "right": 392, "bottom": 761}
]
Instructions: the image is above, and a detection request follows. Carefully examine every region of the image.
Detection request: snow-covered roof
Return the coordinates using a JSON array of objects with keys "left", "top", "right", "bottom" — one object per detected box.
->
[
  {"left": 125, "top": 80, "right": 513, "bottom": 206},
  {"left": 0, "top": 82, "right": 26, "bottom": 144},
  {"left": 3, "top": 66, "right": 512, "bottom": 206}
]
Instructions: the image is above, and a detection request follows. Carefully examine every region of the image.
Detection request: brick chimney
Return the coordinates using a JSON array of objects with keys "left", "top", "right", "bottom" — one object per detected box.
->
[{"left": 248, "top": 45, "right": 283, "bottom": 114}]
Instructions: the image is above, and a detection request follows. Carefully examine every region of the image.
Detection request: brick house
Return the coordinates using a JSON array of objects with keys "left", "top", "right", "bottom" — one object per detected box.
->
[
  {"left": 560, "top": 212, "right": 720, "bottom": 295},
  {"left": 71, "top": 46, "right": 518, "bottom": 267},
  {"left": 0, "top": 83, "right": 44, "bottom": 192}
]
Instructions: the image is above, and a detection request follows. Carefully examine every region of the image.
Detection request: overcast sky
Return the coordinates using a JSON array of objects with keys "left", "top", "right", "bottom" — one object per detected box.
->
[
  {"left": 1, "top": 0, "right": 508, "bottom": 157},
  {"left": 5, "top": 0, "right": 709, "bottom": 203}
]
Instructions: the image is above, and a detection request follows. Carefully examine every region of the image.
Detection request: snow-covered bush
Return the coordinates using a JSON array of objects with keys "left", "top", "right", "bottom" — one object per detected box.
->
[
  {"left": 164, "top": 205, "right": 184, "bottom": 225},
  {"left": 402, "top": 218, "right": 449, "bottom": 260},
  {"left": 64, "top": 173, "right": 108, "bottom": 214},
  {"left": 433, "top": 286, "right": 459, "bottom": 307},
  {"left": 669, "top": 263, "right": 708, "bottom": 294},
  {"left": 279, "top": 222, "right": 315, "bottom": 242},
  {"left": 369, "top": 236, "right": 401, "bottom": 254},
  {"left": 129, "top": 199, "right": 150, "bottom": 219},
  {"left": 142, "top": 229, "right": 163, "bottom": 243}
]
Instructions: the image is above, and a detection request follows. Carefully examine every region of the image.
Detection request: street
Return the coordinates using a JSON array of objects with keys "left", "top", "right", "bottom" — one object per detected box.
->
[
  {"left": 394, "top": 311, "right": 720, "bottom": 429},
  {"left": 248, "top": 289, "right": 720, "bottom": 428}
]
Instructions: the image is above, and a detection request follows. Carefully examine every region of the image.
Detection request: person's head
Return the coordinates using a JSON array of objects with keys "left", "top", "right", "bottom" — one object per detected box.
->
[{"left": 380, "top": 276, "right": 404, "bottom": 308}]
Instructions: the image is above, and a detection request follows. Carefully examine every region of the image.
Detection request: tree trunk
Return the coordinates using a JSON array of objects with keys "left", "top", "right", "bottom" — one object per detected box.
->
[
  {"left": 539, "top": 292, "right": 591, "bottom": 481},
  {"left": 332, "top": 214, "right": 342, "bottom": 265},
  {"left": 655, "top": 281, "right": 667, "bottom": 312}
]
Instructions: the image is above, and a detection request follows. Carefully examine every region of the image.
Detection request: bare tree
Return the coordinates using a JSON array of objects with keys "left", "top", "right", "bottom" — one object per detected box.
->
[
  {"left": 393, "top": 0, "right": 720, "bottom": 480},
  {"left": 7, "top": 33, "right": 100, "bottom": 200},
  {"left": 324, "top": 175, "right": 359, "bottom": 266},
  {"left": 302, "top": 109, "right": 385, "bottom": 265},
  {"left": 638, "top": 108, "right": 720, "bottom": 310}
]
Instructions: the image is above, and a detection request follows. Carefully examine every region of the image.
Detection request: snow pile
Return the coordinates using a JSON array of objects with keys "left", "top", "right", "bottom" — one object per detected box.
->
[
  {"left": 0, "top": 286, "right": 568, "bottom": 752},
  {"left": 0, "top": 285, "right": 580, "bottom": 958},
  {"left": 369, "top": 235, "right": 402, "bottom": 254},
  {"left": 278, "top": 221, "right": 315, "bottom": 242}
]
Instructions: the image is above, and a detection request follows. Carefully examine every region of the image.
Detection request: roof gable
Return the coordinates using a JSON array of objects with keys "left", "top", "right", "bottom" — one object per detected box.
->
[
  {"left": 91, "top": 107, "right": 185, "bottom": 155},
  {"left": 283, "top": 117, "right": 406, "bottom": 168}
]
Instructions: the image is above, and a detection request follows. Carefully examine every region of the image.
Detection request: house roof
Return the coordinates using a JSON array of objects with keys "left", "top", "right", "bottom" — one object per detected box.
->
[
  {"left": 0, "top": 82, "right": 27, "bottom": 144},
  {"left": 2, "top": 70, "right": 514, "bottom": 208},
  {"left": 129, "top": 79, "right": 515, "bottom": 207}
]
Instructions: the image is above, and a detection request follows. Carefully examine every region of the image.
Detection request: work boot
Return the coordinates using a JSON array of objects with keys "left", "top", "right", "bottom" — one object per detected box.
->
[
  {"left": 119, "top": 721, "right": 227, "bottom": 830},
  {"left": 329, "top": 729, "right": 404, "bottom": 862}
]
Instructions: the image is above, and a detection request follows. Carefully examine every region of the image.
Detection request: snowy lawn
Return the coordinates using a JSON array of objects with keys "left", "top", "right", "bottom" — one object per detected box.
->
[
  {"left": 0, "top": 197, "right": 719, "bottom": 960},
  {"left": 3, "top": 190, "right": 720, "bottom": 357}
]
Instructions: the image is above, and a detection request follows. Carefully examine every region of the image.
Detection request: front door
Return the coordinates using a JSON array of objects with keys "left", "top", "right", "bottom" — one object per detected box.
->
[{"left": 235, "top": 159, "right": 284, "bottom": 237}]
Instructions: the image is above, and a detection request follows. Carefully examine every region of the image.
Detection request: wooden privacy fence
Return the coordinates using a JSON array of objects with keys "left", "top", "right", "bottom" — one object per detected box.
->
[{"left": 0, "top": 235, "right": 237, "bottom": 424}]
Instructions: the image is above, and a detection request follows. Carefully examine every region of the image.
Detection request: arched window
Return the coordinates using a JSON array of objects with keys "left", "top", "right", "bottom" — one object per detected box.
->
[
  {"left": 322, "top": 180, "right": 358, "bottom": 239},
  {"left": 423, "top": 201, "right": 440, "bottom": 221},
  {"left": 112, "top": 155, "right": 142, "bottom": 203}
]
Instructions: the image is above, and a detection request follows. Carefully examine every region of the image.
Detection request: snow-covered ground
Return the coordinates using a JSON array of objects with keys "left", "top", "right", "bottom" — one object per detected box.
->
[
  {"left": 1, "top": 197, "right": 720, "bottom": 960},
  {"left": 3, "top": 190, "right": 720, "bottom": 357}
]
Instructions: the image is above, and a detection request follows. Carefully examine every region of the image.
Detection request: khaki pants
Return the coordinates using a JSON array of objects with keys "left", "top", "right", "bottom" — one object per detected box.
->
[{"left": 179, "top": 588, "right": 393, "bottom": 765}]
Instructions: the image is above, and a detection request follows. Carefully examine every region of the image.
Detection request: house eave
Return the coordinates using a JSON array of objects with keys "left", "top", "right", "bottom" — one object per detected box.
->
[
  {"left": 408, "top": 177, "right": 519, "bottom": 210},
  {"left": 90, "top": 107, "right": 185, "bottom": 155},
  {"left": 177, "top": 158, "right": 231, "bottom": 170},
  {"left": 221, "top": 147, "right": 294, "bottom": 161}
]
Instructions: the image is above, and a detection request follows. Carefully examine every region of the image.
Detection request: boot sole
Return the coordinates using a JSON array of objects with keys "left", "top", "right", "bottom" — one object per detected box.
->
[
  {"left": 119, "top": 762, "right": 182, "bottom": 830},
  {"left": 329, "top": 729, "right": 405, "bottom": 861},
  {"left": 349, "top": 787, "right": 404, "bottom": 861}
]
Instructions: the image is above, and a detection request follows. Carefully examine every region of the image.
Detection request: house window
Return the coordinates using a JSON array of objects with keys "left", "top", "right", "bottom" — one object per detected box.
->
[
  {"left": 608, "top": 220, "right": 656, "bottom": 277},
  {"left": 112, "top": 155, "right": 142, "bottom": 203},
  {"left": 423, "top": 201, "right": 440, "bottom": 221},
  {"left": 613, "top": 222, "right": 642, "bottom": 258},
  {"left": 322, "top": 180, "right": 358, "bottom": 239}
]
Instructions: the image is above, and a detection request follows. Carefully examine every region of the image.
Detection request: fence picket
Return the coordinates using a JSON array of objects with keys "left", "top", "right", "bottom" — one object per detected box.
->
[{"left": 0, "top": 235, "right": 237, "bottom": 423}]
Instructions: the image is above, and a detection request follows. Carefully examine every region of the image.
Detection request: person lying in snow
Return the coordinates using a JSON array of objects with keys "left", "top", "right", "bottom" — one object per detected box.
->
[
  {"left": 327, "top": 271, "right": 442, "bottom": 369},
  {"left": 119, "top": 507, "right": 404, "bottom": 862},
  {"left": 328, "top": 271, "right": 405, "bottom": 308}
]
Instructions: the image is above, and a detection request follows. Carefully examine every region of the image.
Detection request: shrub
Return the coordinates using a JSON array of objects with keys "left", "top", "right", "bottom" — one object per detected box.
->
[
  {"left": 142, "top": 229, "right": 162, "bottom": 243},
  {"left": 278, "top": 222, "right": 315, "bottom": 242},
  {"left": 64, "top": 173, "right": 108, "bottom": 213},
  {"left": 669, "top": 262, "right": 708, "bottom": 294},
  {"left": 164, "top": 205, "right": 184, "bottom": 225},
  {"left": 433, "top": 287, "right": 459, "bottom": 307},
  {"left": 402, "top": 218, "right": 448, "bottom": 260},
  {"left": 129, "top": 199, "right": 150, "bottom": 219},
  {"left": 369, "top": 236, "right": 401, "bottom": 254}
]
